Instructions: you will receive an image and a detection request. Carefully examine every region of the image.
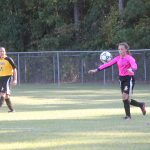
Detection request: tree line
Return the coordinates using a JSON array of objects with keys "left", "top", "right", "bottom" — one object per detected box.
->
[{"left": 0, "top": 0, "right": 149, "bottom": 52}]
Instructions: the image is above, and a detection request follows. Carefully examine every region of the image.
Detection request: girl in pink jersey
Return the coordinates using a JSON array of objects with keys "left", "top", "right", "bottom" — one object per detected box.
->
[{"left": 88, "top": 42, "right": 146, "bottom": 120}]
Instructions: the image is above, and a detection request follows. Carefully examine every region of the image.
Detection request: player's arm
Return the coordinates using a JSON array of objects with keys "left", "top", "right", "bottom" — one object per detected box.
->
[
  {"left": 129, "top": 56, "right": 137, "bottom": 71},
  {"left": 88, "top": 57, "right": 117, "bottom": 74},
  {"left": 88, "top": 68, "right": 99, "bottom": 74},
  {"left": 7, "top": 57, "right": 17, "bottom": 86},
  {"left": 127, "top": 56, "right": 137, "bottom": 74},
  {"left": 12, "top": 68, "right": 17, "bottom": 86}
]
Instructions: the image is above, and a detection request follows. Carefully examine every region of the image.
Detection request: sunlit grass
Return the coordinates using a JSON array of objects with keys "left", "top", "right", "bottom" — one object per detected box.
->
[{"left": 0, "top": 83, "right": 150, "bottom": 150}]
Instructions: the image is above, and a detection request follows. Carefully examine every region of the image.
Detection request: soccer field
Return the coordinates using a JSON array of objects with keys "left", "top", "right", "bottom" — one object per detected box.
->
[{"left": 0, "top": 83, "right": 150, "bottom": 150}]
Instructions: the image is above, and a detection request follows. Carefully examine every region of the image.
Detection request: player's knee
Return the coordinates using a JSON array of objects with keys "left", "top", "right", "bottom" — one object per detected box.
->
[
  {"left": 5, "top": 94, "right": 10, "bottom": 99},
  {"left": 122, "top": 92, "right": 129, "bottom": 100},
  {"left": 0, "top": 96, "right": 5, "bottom": 106},
  {"left": 0, "top": 93, "right": 6, "bottom": 98}
]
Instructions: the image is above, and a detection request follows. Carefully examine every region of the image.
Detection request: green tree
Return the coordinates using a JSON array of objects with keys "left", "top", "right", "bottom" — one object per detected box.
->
[{"left": 0, "top": 0, "right": 149, "bottom": 51}]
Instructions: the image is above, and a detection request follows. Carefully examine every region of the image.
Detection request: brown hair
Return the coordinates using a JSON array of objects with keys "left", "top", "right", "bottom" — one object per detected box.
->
[
  {"left": 118, "top": 42, "right": 131, "bottom": 55},
  {"left": 0, "top": 47, "right": 7, "bottom": 57}
]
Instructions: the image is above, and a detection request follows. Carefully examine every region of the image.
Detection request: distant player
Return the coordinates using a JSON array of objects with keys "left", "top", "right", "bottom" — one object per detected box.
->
[
  {"left": 0, "top": 47, "right": 17, "bottom": 112},
  {"left": 88, "top": 42, "right": 146, "bottom": 120}
]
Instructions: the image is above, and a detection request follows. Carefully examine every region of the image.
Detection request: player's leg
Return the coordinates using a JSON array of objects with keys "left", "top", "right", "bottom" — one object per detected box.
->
[
  {"left": 120, "top": 76, "right": 131, "bottom": 119},
  {"left": 122, "top": 93, "right": 131, "bottom": 119},
  {"left": 129, "top": 77, "right": 146, "bottom": 115},
  {"left": 130, "top": 99, "right": 146, "bottom": 115},
  {"left": 0, "top": 93, "right": 5, "bottom": 108},
  {"left": 0, "top": 77, "right": 5, "bottom": 108},
  {"left": 5, "top": 94, "right": 15, "bottom": 112},
  {"left": 5, "top": 76, "right": 15, "bottom": 112}
]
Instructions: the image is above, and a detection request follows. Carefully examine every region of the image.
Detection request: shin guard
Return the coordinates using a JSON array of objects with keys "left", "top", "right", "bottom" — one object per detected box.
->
[{"left": 123, "top": 100, "right": 131, "bottom": 117}]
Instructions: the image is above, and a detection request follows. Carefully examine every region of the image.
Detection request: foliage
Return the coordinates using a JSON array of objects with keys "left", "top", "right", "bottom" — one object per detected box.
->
[
  {"left": 0, "top": 0, "right": 149, "bottom": 51},
  {"left": 124, "top": 0, "right": 146, "bottom": 23}
]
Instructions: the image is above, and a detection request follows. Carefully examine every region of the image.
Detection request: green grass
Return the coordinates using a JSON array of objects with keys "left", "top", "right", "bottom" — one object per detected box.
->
[{"left": 0, "top": 83, "right": 150, "bottom": 150}]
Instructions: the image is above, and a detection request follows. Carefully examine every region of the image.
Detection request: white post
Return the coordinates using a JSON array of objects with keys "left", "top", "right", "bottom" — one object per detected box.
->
[
  {"left": 53, "top": 55, "right": 56, "bottom": 84},
  {"left": 56, "top": 52, "right": 60, "bottom": 87},
  {"left": 17, "top": 53, "right": 20, "bottom": 86},
  {"left": 143, "top": 52, "right": 147, "bottom": 81},
  {"left": 103, "top": 69, "right": 106, "bottom": 85}
]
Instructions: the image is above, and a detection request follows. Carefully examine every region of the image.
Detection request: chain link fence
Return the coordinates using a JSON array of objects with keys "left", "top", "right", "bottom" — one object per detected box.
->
[{"left": 8, "top": 49, "right": 150, "bottom": 85}]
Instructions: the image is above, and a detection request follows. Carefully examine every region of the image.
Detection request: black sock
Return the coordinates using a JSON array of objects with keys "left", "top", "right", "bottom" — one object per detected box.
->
[
  {"left": 130, "top": 99, "right": 142, "bottom": 107},
  {"left": 5, "top": 98, "right": 14, "bottom": 111},
  {"left": 0, "top": 96, "right": 5, "bottom": 107},
  {"left": 123, "top": 100, "right": 131, "bottom": 117}
]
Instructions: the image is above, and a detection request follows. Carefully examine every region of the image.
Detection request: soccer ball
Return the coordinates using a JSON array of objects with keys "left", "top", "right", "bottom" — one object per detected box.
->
[{"left": 100, "top": 51, "right": 112, "bottom": 63}]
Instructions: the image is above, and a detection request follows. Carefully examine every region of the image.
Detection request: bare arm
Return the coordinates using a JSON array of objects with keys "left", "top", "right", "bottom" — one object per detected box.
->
[
  {"left": 12, "top": 68, "right": 17, "bottom": 86},
  {"left": 88, "top": 68, "right": 98, "bottom": 74}
]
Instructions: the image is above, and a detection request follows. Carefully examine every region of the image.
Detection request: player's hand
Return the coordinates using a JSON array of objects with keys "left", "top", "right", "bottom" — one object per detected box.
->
[
  {"left": 127, "top": 68, "right": 134, "bottom": 74},
  {"left": 88, "top": 69, "right": 97, "bottom": 74},
  {"left": 12, "top": 80, "right": 17, "bottom": 86}
]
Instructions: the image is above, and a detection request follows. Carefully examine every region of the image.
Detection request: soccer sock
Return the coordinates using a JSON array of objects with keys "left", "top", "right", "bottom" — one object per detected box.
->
[
  {"left": 123, "top": 100, "right": 131, "bottom": 117},
  {"left": 0, "top": 96, "right": 5, "bottom": 107},
  {"left": 130, "top": 99, "right": 142, "bottom": 107},
  {"left": 5, "top": 98, "right": 14, "bottom": 111}
]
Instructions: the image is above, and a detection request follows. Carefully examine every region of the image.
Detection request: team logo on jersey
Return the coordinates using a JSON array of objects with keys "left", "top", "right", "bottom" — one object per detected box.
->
[{"left": 124, "top": 86, "right": 128, "bottom": 91}]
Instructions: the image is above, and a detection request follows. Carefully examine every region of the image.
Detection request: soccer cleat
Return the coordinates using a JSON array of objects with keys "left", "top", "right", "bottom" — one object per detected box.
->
[
  {"left": 140, "top": 103, "right": 146, "bottom": 115},
  {"left": 8, "top": 109, "right": 15, "bottom": 113},
  {"left": 123, "top": 116, "right": 131, "bottom": 120}
]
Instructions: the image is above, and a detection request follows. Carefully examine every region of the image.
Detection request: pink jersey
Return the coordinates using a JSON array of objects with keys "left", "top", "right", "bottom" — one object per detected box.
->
[{"left": 98, "top": 55, "right": 137, "bottom": 76}]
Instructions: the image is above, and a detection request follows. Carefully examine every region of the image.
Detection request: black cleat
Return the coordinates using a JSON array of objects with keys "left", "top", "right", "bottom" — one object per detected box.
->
[
  {"left": 123, "top": 116, "right": 131, "bottom": 120},
  {"left": 140, "top": 103, "right": 146, "bottom": 115}
]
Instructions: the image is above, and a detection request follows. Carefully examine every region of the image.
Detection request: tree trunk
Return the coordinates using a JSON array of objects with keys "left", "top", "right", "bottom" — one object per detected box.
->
[
  {"left": 73, "top": 1, "right": 80, "bottom": 27},
  {"left": 119, "top": 0, "right": 124, "bottom": 16}
]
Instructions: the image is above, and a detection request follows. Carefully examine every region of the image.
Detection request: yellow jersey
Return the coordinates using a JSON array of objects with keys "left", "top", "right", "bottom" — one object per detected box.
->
[{"left": 0, "top": 57, "right": 16, "bottom": 77}]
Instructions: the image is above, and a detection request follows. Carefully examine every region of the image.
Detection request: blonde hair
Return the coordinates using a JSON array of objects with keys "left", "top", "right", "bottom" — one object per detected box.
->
[
  {"left": 118, "top": 42, "right": 131, "bottom": 55},
  {"left": 0, "top": 47, "right": 6, "bottom": 51}
]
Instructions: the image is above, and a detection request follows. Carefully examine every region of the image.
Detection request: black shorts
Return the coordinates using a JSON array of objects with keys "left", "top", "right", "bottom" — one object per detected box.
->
[
  {"left": 119, "top": 76, "right": 135, "bottom": 95},
  {"left": 0, "top": 76, "right": 12, "bottom": 95}
]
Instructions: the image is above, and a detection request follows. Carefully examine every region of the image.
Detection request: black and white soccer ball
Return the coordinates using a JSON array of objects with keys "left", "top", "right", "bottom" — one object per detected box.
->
[{"left": 100, "top": 51, "right": 112, "bottom": 63}]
